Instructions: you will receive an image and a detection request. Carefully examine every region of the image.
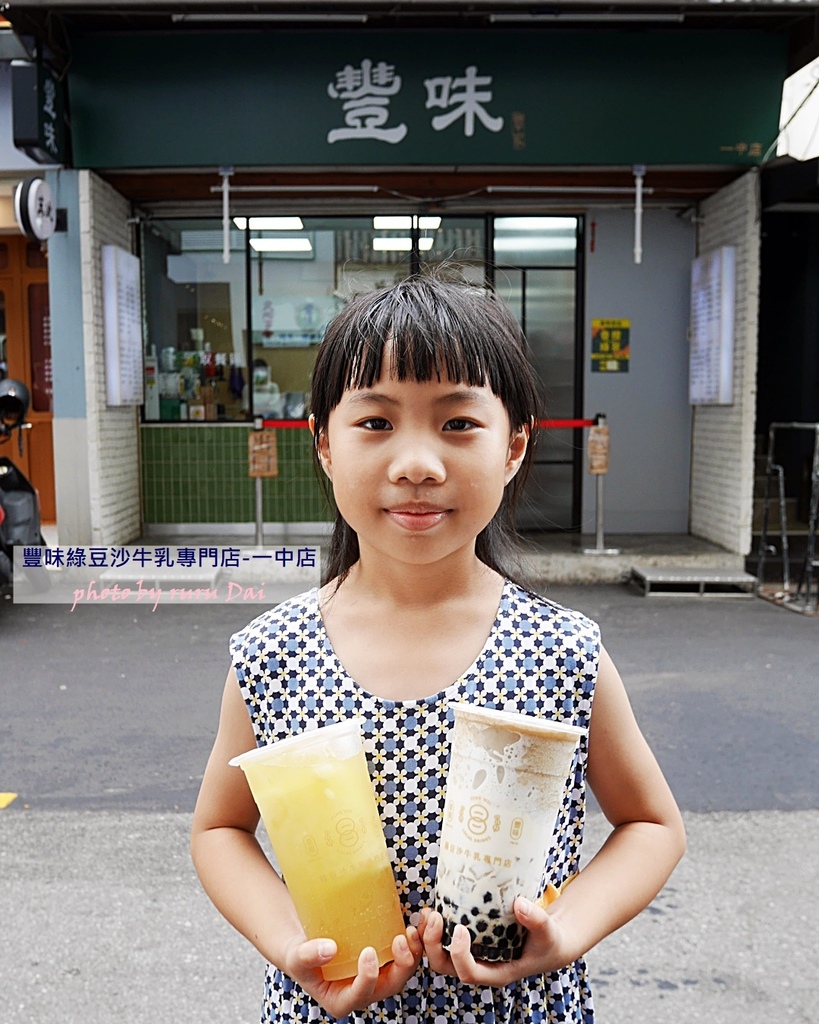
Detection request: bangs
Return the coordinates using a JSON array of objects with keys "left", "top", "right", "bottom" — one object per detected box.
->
[
  {"left": 321, "top": 277, "right": 522, "bottom": 416},
  {"left": 347, "top": 306, "right": 500, "bottom": 392}
]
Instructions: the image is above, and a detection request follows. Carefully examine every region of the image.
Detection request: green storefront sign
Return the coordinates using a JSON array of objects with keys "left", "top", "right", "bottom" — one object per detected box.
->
[{"left": 68, "top": 30, "right": 785, "bottom": 169}]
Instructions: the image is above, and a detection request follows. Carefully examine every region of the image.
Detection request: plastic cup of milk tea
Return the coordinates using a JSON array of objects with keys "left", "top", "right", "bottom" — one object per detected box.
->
[
  {"left": 434, "top": 703, "right": 587, "bottom": 962},
  {"left": 230, "top": 720, "right": 406, "bottom": 980}
]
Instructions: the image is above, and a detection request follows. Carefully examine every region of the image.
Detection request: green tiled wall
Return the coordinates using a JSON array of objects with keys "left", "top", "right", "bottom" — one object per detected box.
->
[{"left": 140, "top": 425, "right": 332, "bottom": 524}]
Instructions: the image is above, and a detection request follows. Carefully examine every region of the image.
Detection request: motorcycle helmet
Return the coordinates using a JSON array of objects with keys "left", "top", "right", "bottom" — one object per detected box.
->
[{"left": 0, "top": 379, "right": 30, "bottom": 429}]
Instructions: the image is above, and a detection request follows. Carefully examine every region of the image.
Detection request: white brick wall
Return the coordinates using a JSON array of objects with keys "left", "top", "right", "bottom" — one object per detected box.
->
[
  {"left": 689, "top": 170, "right": 760, "bottom": 555},
  {"left": 78, "top": 171, "right": 141, "bottom": 545}
]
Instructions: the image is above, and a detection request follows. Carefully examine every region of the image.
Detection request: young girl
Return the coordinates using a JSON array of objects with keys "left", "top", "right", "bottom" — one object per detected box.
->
[{"left": 191, "top": 275, "right": 685, "bottom": 1024}]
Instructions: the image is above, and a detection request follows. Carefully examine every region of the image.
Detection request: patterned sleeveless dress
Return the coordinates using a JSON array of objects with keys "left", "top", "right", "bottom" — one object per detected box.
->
[{"left": 230, "top": 579, "right": 600, "bottom": 1024}]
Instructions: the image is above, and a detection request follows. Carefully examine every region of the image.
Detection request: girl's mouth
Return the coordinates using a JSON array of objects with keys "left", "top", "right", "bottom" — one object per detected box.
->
[{"left": 385, "top": 508, "right": 451, "bottom": 532}]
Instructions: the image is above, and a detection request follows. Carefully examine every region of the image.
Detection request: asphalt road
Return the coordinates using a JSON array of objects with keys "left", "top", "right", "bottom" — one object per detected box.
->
[
  {"left": 1, "top": 584, "right": 818, "bottom": 1023},
  {"left": 2, "top": 584, "right": 816, "bottom": 813}
]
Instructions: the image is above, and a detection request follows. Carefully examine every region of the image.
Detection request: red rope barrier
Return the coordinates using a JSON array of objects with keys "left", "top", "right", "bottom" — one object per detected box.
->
[
  {"left": 261, "top": 418, "right": 596, "bottom": 430},
  {"left": 538, "top": 419, "right": 595, "bottom": 429}
]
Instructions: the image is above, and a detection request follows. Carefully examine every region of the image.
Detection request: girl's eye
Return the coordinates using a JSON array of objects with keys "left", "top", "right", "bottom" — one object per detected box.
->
[
  {"left": 360, "top": 417, "right": 392, "bottom": 431},
  {"left": 443, "top": 418, "right": 476, "bottom": 432}
]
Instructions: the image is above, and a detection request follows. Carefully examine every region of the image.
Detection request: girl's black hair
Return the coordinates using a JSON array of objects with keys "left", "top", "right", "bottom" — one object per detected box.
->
[{"left": 310, "top": 273, "right": 542, "bottom": 586}]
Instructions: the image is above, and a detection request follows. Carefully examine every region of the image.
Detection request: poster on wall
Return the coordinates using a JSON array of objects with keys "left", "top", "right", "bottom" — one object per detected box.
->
[
  {"left": 591, "top": 319, "right": 630, "bottom": 373},
  {"left": 689, "top": 246, "right": 735, "bottom": 406},
  {"left": 102, "top": 244, "right": 144, "bottom": 406}
]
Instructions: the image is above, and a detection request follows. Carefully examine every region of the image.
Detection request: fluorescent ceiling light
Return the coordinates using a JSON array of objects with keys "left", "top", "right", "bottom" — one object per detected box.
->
[
  {"left": 373, "top": 216, "right": 442, "bottom": 230},
  {"left": 233, "top": 216, "right": 304, "bottom": 230},
  {"left": 373, "top": 237, "right": 434, "bottom": 252},
  {"left": 494, "top": 237, "right": 577, "bottom": 252},
  {"left": 373, "top": 238, "right": 411, "bottom": 251},
  {"left": 250, "top": 238, "right": 313, "bottom": 252},
  {"left": 495, "top": 217, "right": 578, "bottom": 232}
]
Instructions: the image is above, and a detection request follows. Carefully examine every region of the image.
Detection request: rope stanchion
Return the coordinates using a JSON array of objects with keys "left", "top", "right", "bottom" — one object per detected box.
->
[
  {"left": 260, "top": 415, "right": 615, "bottom": 551},
  {"left": 582, "top": 414, "right": 620, "bottom": 556}
]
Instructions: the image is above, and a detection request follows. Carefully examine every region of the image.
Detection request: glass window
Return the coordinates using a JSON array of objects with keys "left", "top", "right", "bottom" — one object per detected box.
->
[
  {"left": 141, "top": 214, "right": 490, "bottom": 423},
  {"left": 494, "top": 216, "right": 578, "bottom": 268},
  {"left": 419, "top": 216, "right": 485, "bottom": 283},
  {"left": 247, "top": 216, "right": 418, "bottom": 421},
  {"left": 142, "top": 220, "right": 247, "bottom": 422}
]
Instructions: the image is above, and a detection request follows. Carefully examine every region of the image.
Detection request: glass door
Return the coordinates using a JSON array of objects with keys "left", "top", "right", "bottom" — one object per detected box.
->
[{"left": 493, "top": 217, "right": 582, "bottom": 531}]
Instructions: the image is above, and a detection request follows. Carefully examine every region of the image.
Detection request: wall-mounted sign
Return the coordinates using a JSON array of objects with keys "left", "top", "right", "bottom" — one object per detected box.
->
[
  {"left": 13, "top": 176, "right": 56, "bottom": 241},
  {"left": 67, "top": 30, "right": 785, "bottom": 169},
  {"left": 11, "top": 59, "right": 67, "bottom": 165},
  {"left": 102, "top": 245, "right": 144, "bottom": 407},
  {"left": 689, "top": 246, "right": 735, "bottom": 406},
  {"left": 591, "top": 319, "right": 631, "bottom": 373}
]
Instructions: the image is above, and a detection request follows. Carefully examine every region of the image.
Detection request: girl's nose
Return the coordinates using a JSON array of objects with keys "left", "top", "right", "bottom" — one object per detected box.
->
[{"left": 387, "top": 436, "right": 446, "bottom": 484}]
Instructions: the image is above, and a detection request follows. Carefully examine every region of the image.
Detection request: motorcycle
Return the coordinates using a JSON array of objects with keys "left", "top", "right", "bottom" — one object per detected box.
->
[{"left": 0, "top": 378, "right": 49, "bottom": 595}]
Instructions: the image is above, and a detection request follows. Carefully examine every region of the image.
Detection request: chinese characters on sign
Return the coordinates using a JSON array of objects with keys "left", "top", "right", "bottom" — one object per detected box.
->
[
  {"left": 719, "top": 141, "right": 763, "bottom": 158},
  {"left": 327, "top": 59, "right": 408, "bottom": 143},
  {"left": 327, "top": 59, "right": 505, "bottom": 144},
  {"left": 12, "top": 546, "right": 321, "bottom": 609},
  {"left": 424, "top": 66, "right": 504, "bottom": 137},
  {"left": 689, "top": 247, "right": 735, "bottom": 405},
  {"left": 102, "top": 245, "right": 144, "bottom": 406},
  {"left": 40, "top": 75, "right": 59, "bottom": 159},
  {"left": 591, "top": 319, "right": 631, "bottom": 373}
]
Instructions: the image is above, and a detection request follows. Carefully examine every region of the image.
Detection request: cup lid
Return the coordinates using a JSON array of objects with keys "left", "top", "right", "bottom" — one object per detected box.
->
[
  {"left": 449, "top": 702, "right": 587, "bottom": 741},
  {"left": 229, "top": 719, "right": 361, "bottom": 768}
]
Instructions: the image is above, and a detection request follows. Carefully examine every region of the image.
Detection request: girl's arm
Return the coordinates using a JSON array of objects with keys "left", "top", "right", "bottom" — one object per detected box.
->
[
  {"left": 190, "top": 668, "right": 422, "bottom": 1015},
  {"left": 419, "top": 644, "right": 686, "bottom": 983}
]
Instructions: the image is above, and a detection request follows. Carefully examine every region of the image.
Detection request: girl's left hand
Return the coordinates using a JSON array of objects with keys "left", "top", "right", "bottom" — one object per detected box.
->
[
  {"left": 285, "top": 926, "right": 424, "bottom": 1017},
  {"left": 418, "top": 898, "right": 569, "bottom": 985}
]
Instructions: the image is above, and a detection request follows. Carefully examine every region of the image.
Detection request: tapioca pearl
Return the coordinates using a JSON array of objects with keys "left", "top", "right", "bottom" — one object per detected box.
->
[
  {"left": 505, "top": 923, "right": 520, "bottom": 940},
  {"left": 475, "top": 919, "right": 489, "bottom": 933},
  {"left": 488, "top": 908, "right": 501, "bottom": 919},
  {"left": 482, "top": 890, "right": 493, "bottom": 904}
]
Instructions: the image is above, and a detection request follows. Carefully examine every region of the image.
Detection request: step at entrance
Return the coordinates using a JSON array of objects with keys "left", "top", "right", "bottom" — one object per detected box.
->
[{"left": 630, "top": 566, "right": 756, "bottom": 597}]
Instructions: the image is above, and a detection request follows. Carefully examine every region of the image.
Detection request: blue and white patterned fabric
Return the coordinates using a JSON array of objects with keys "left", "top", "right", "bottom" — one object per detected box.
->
[{"left": 230, "top": 580, "right": 601, "bottom": 1024}]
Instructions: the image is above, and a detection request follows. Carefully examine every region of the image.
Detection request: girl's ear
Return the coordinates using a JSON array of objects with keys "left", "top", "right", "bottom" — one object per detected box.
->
[
  {"left": 309, "top": 414, "right": 332, "bottom": 480},
  {"left": 504, "top": 423, "right": 530, "bottom": 485}
]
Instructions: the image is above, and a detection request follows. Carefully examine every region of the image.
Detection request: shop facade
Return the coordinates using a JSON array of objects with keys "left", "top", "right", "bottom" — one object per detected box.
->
[
  {"left": 0, "top": 60, "right": 57, "bottom": 524},
  {"left": 15, "top": 20, "right": 791, "bottom": 554}
]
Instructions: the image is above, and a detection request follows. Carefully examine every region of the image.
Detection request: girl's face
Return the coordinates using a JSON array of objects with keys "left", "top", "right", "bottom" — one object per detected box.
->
[{"left": 311, "top": 364, "right": 528, "bottom": 573}]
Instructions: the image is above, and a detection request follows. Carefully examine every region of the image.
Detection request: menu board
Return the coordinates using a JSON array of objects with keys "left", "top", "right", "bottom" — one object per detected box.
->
[
  {"left": 689, "top": 246, "right": 735, "bottom": 406},
  {"left": 103, "top": 245, "right": 144, "bottom": 406}
]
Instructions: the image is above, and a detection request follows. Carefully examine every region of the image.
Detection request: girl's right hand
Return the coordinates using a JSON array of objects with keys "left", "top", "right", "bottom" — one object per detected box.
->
[{"left": 281, "top": 927, "right": 423, "bottom": 1017}]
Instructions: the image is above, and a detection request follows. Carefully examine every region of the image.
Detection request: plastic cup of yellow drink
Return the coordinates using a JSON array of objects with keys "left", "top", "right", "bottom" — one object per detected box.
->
[
  {"left": 435, "top": 704, "right": 587, "bottom": 962},
  {"left": 230, "top": 720, "right": 406, "bottom": 980}
]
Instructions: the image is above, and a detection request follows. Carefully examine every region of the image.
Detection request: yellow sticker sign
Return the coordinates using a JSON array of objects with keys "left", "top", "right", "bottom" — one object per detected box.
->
[
  {"left": 0, "top": 793, "right": 18, "bottom": 809},
  {"left": 591, "top": 318, "right": 631, "bottom": 373}
]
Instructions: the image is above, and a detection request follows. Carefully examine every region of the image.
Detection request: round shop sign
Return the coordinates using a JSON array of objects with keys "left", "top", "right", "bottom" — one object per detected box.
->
[{"left": 14, "top": 177, "right": 57, "bottom": 242}]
